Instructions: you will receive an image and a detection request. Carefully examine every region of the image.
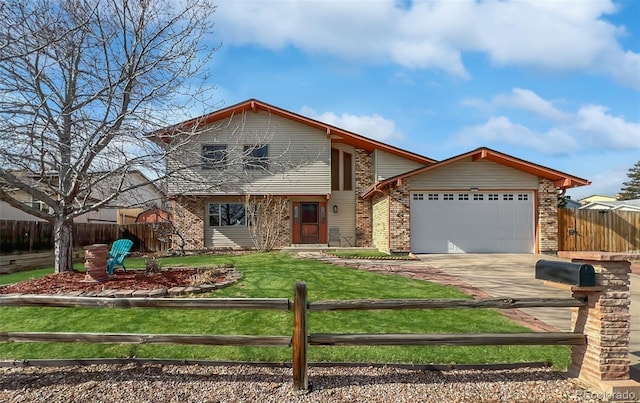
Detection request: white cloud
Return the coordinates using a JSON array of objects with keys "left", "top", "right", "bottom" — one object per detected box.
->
[
  {"left": 215, "top": 0, "right": 639, "bottom": 88},
  {"left": 456, "top": 116, "right": 580, "bottom": 155},
  {"left": 493, "top": 88, "right": 570, "bottom": 121},
  {"left": 301, "top": 106, "right": 404, "bottom": 143},
  {"left": 459, "top": 88, "right": 640, "bottom": 153},
  {"left": 575, "top": 105, "right": 640, "bottom": 149}
]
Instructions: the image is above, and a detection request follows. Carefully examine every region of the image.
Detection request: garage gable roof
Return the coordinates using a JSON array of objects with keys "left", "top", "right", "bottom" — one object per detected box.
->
[
  {"left": 362, "top": 147, "right": 591, "bottom": 197},
  {"left": 157, "top": 98, "right": 436, "bottom": 165}
]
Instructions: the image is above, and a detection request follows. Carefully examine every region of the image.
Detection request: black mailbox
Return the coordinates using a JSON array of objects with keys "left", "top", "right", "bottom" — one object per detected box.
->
[{"left": 535, "top": 260, "right": 596, "bottom": 287}]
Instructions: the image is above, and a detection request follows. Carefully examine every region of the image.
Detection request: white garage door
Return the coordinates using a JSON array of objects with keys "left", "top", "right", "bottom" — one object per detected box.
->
[{"left": 410, "top": 192, "right": 534, "bottom": 253}]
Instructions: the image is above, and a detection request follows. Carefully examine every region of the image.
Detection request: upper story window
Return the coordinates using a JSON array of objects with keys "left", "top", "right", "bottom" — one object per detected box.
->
[
  {"left": 343, "top": 152, "right": 353, "bottom": 191},
  {"left": 208, "top": 203, "right": 246, "bottom": 226},
  {"left": 244, "top": 145, "right": 269, "bottom": 170},
  {"left": 331, "top": 148, "right": 353, "bottom": 191},
  {"left": 202, "top": 145, "right": 227, "bottom": 169},
  {"left": 331, "top": 148, "right": 340, "bottom": 190}
]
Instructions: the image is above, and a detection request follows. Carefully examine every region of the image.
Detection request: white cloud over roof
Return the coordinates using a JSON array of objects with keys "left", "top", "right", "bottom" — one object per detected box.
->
[
  {"left": 301, "top": 106, "right": 405, "bottom": 143},
  {"left": 458, "top": 88, "right": 640, "bottom": 154}
]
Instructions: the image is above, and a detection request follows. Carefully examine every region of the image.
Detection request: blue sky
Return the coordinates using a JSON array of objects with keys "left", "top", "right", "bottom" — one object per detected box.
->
[{"left": 203, "top": 0, "right": 639, "bottom": 200}]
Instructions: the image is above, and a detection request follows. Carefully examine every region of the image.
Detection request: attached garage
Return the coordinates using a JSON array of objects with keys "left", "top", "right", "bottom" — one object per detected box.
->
[
  {"left": 362, "top": 147, "right": 591, "bottom": 255},
  {"left": 410, "top": 191, "right": 534, "bottom": 253}
]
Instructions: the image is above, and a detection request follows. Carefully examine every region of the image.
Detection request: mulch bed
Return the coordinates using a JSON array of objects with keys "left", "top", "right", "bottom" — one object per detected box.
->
[{"left": 0, "top": 268, "right": 224, "bottom": 295}]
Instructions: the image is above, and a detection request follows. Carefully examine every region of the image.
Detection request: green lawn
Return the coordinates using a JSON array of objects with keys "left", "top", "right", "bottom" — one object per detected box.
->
[{"left": 0, "top": 253, "right": 570, "bottom": 367}]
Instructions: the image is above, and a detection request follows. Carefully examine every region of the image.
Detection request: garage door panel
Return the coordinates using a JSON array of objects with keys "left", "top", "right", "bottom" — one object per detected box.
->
[{"left": 410, "top": 192, "right": 534, "bottom": 253}]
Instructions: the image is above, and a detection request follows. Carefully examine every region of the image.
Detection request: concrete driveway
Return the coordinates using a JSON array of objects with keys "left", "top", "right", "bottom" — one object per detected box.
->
[{"left": 414, "top": 254, "right": 640, "bottom": 376}]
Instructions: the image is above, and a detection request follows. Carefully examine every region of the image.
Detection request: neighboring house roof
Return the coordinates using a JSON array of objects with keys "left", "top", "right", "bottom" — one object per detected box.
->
[
  {"left": 579, "top": 199, "right": 640, "bottom": 211},
  {"left": 156, "top": 98, "right": 437, "bottom": 166},
  {"left": 362, "top": 147, "right": 591, "bottom": 198},
  {"left": 1, "top": 169, "right": 164, "bottom": 211},
  {"left": 563, "top": 199, "right": 582, "bottom": 209},
  {"left": 579, "top": 194, "right": 617, "bottom": 204}
]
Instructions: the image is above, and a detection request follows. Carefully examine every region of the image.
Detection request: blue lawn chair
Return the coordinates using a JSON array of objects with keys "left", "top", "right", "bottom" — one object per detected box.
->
[{"left": 106, "top": 239, "right": 134, "bottom": 275}]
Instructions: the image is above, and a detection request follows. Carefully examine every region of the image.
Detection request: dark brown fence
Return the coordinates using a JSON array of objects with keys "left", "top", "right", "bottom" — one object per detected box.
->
[
  {"left": 0, "top": 220, "right": 170, "bottom": 254},
  {"left": 558, "top": 209, "right": 640, "bottom": 252},
  {"left": 0, "top": 282, "right": 586, "bottom": 391}
]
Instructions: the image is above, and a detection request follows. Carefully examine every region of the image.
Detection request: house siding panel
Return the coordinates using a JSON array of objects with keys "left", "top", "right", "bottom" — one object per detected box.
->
[
  {"left": 408, "top": 158, "right": 538, "bottom": 190},
  {"left": 328, "top": 190, "right": 356, "bottom": 246},
  {"left": 375, "top": 149, "right": 427, "bottom": 181},
  {"left": 167, "top": 111, "right": 331, "bottom": 196},
  {"left": 205, "top": 227, "right": 254, "bottom": 249}
]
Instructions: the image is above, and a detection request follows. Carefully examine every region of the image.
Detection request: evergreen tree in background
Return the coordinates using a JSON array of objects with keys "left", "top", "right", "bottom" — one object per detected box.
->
[{"left": 619, "top": 161, "right": 640, "bottom": 200}]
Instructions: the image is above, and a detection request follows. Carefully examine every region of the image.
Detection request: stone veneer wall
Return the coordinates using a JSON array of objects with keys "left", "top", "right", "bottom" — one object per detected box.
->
[
  {"left": 355, "top": 149, "right": 373, "bottom": 247},
  {"left": 558, "top": 251, "right": 640, "bottom": 396},
  {"left": 171, "top": 196, "right": 205, "bottom": 250},
  {"left": 538, "top": 178, "right": 558, "bottom": 253},
  {"left": 371, "top": 193, "right": 389, "bottom": 252},
  {"left": 388, "top": 181, "right": 411, "bottom": 252}
]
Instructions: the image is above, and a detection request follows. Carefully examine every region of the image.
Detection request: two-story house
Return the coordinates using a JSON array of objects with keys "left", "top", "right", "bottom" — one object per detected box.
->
[{"left": 163, "top": 99, "right": 590, "bottom": 254}]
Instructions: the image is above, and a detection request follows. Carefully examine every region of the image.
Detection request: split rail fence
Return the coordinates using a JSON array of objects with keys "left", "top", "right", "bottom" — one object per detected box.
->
[{"left": 0, "top": 282, "right": 586, "bottom": 391}]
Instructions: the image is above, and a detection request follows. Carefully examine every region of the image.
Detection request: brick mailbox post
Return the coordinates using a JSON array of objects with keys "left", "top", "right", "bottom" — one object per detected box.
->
[{"left": 557, "top": 251, "right": 640, "bottom": 397}]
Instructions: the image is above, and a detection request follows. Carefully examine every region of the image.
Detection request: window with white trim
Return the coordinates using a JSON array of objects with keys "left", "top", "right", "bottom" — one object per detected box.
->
[
  {"left": 473, "top": 193, "right": 484, "bottom": 201},
  {"left": 208, "top": 203, "right": 246, "bottom": 226},
  {"left": 428, "top": 193, "right": 439, "bottom": 200},
  {"left": 518, "top": 194, "right": 529, "bottom": 201},
  {"left": 488, "top": 194, "right": 499, "bottom": 201},
  {"left": 458, "top": 194, "right": 469, "bottom": 201},
  {"left": 413, "top": 193, "right": 424, "bottom": 200},
  {"left": 443, "top": 194, "right": 454, "bottom": 200},
  {"left": 503, "top": 194, "right": 514, "bottom": 201}
]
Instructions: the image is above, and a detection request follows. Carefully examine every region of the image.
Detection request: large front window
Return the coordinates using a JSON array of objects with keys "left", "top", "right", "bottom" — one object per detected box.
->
[{"left": 208, "top": 203, "right": 246, "bottom": 226}]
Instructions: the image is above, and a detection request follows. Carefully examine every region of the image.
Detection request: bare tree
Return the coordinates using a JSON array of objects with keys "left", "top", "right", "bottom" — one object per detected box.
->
[
  {"left": 245, "top": 195, "right": 289, "bottom": 252},
  {"left": 0, "top": 0, "right": 217, "bottom": 273}
]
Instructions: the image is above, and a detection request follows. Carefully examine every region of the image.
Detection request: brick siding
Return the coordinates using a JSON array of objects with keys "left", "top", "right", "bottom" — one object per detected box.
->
[
  {"left": 538, "top": 178, "right": 558, "bottom": 253},
  {"left": 355, "top": 149, "right": 373, "bottom": 247},
  {"left": 388, "top": 181, "right": 411, "bottom": 252},
  {"left": 171, "top": 196, "right": 205, "bottom": 250}
]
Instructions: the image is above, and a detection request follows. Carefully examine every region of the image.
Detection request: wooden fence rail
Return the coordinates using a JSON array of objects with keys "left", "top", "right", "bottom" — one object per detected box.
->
[
  {"left": 558, "top": 209, "right": 640, "bottom": 252},
  {"left": 309, "top": 297, "right": 585, "bottom": 311},
  {"left": 0, "top": 295, "right": 291, "bottom": 310},
  {"left": 0, "top": 282, "right": 587, "bottom": 392}
]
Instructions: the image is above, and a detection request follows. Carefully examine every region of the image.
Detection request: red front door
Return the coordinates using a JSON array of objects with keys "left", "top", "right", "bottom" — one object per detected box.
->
[
  {"left": 300, "top": 203, "right": 319, "bottom": 244},
  {"left": 292, "top": 201, "right": 327, "bottom": 244}
]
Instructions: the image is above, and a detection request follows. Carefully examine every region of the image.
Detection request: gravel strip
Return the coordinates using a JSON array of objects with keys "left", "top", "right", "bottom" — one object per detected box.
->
[{"left": 0, "top": 364, "right": 598, "bottom": 402}]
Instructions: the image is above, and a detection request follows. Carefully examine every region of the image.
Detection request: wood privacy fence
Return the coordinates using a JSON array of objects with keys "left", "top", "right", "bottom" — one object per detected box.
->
[
  {"left": 0, "top": 282, "right": 586, "bottom": 392},
  {"left": 0, "top": 220, "right": 171, "bottom": 254},
  {"left": 558, "top": 209, "right": 640, "bottom": 252}
]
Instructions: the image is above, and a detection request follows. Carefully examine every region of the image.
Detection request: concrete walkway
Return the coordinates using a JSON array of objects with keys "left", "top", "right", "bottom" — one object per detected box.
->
[{"left": 302, "top": 252, "right": 639, "bottom": 377}]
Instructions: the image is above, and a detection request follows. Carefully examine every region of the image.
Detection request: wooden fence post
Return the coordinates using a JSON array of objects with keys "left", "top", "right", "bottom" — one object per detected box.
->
[{"left": 292, "top": 281, "right": 308, "bottom": 392}]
